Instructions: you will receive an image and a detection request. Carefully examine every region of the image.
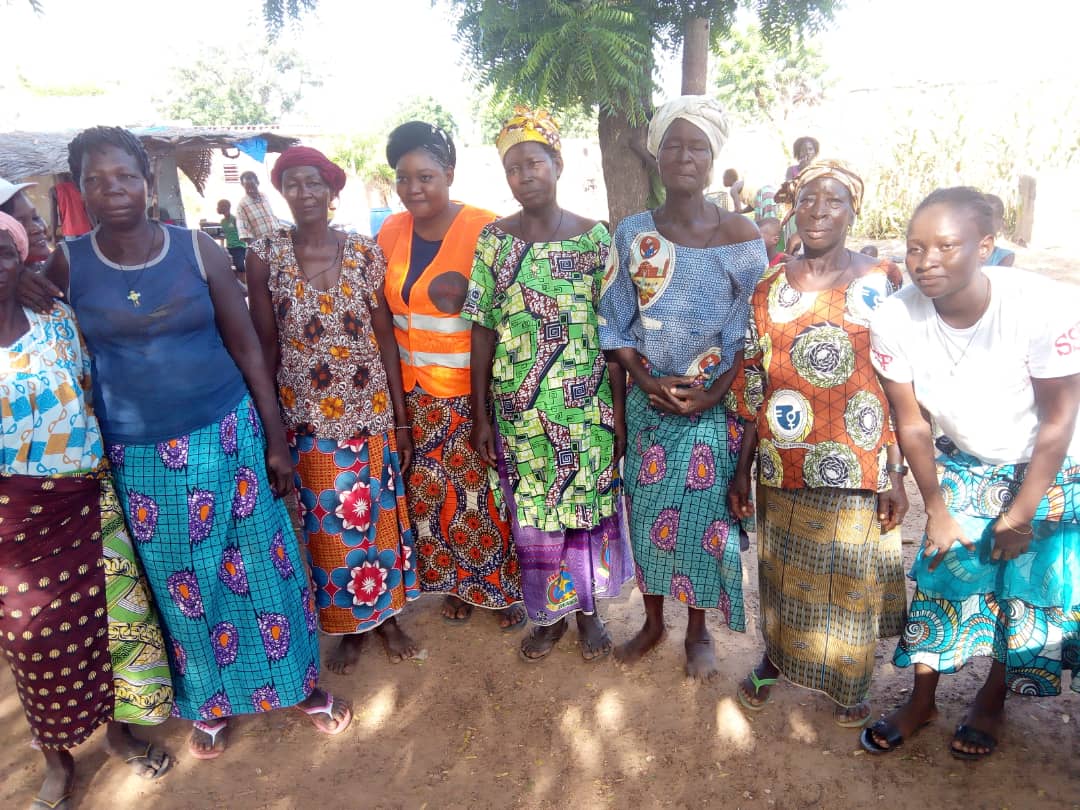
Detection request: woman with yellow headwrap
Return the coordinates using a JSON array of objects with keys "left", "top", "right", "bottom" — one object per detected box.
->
[
  {"left": 600, "top": 95, "right": 767, "bottom": 681},
  {"left": 728, "top": 158, "right": 909, "bottom": 726},
  {"left": 462, "top": 107, "right": 633, "bottom": 663}
]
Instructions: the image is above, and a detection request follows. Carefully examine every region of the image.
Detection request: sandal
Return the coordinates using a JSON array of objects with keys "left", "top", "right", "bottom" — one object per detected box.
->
[
  {"left": 188, "top": 719, "right": 229, "bottom": 761},
  {"left": 124, "top": 742, "right": 172, "bottom": 778},
  {"left": 580, "top": 621, "right": 613, "bottom": 663},
  {"left": 834, "top": 700, "right": 871, "bottom": 729},
  {"left": 300, "top": 692, "right": 353, "bottom": 736},
  {"left": 498, "top": 604, "right": 528, "bottom": 632},
  {"left": 737, "top": 668, "right": 778, "bottom": 712},
  {"left": 860, "top": 717, "right": 931, "bottom": 755},
  {"left": 30, "top": 795, "right": 70, "bottom": 810},
  {"left": 950, "top": 723, "right": 998, "bottom": 761},
  {"left": 519, "top": 621, "right": 568, "bottom": 663}
]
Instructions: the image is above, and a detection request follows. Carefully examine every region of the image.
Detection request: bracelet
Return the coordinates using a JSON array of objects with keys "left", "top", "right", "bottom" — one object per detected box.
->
[
  {"left": 885, "top": 463, "right": 908, "bottom": 476},
  {"left": 395, "top": 425, "right": 410, "bottom": 431},
  {"left": 998, "top": 511, "right": 1033, "bottom": 535}
]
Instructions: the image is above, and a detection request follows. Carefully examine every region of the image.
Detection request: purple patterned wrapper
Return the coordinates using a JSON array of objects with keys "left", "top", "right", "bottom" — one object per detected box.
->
[
  {"left": 251, "top": 685, "right": 281, "bottom": 713},
  {"left": 166, "top": 570, "right": 205, "bottom": 618},
  {"left": 671, "top": 573, "right": 697, "bottom": 606},
  {"left": 219, "top": 410, "right": 238, "bottom": 455},
  {"left": 199, "top": 691, "right": 233, "bottom": 721},
  {"left": 218, "top": 546, "right": 250, "bottom": 595},
  {"left": 127, "top": 491, "right": 159, "bottom": 543},
  {"left": 232, "top": 467, "right": 259, "bottom": 519},
  {"left": 107, "top": 443, "right": 125, "bottom": 468},
  {"left": 157, "top": 435, "right": 190, "bottom": 470},
  {"left": 258, "top": 612, "right": 291, "bottom": 661},
  {"left": 211, "top": 621, "right": 239, "bottom": 667},
  {"left": 269, "top": 529, "right": 295, "bottom": 579},
  {"left": 649, "top": 509, "right": 679, "bottom": 552},
  {"left": 188, "top": 489, "right": 216, "bottom": 544}
]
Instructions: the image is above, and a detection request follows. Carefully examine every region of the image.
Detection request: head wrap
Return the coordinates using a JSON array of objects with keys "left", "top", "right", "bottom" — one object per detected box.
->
[
  {"left": 786, "top": 158, "right": 864, "bottom": 222},
  {"left": 270, "top": 146, "right": 347, "bottom": 195},
  {"left": 495, "top": 107, "right": 561, "bottom": 161},
  {"left": 386, "top": 121, "right": 456, "bottom": 169},
  {"left": 0, "top": 211, "right": 29, "bottom": 262},
  {"left": 647, "top": 96, "right": 730, "bottom": 158}
]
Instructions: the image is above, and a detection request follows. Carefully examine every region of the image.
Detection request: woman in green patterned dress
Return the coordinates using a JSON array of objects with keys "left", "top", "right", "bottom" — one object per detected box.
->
[{"left": 463, "top": 107, "right": 634, "bottom": 663}]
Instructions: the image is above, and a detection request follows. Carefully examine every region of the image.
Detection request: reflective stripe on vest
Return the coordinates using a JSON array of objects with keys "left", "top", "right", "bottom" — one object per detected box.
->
[{"left": 394, "top": 312, "right": 471, "bottom": 336}]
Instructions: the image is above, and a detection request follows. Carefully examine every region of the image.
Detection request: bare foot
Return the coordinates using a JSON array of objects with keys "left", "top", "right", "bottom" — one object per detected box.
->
[
  {"left": 614, "top": 620, "right": 666, "bottom": 665},
  {"left": 105, "top": 722, "right": 171, "bottom": 778},
  {"left": 327, "top": 633, "right": 365, "bottom": 675},
  {"left": 520, "top": 619, "right": 568, "bottom": 662},
  {"left": 375, "top": 617, "right": 420, "bottom": 663},
  {"left": 496, "top": 603, "right": 527, "bottom": 630},
  {"left": 684, "top": 628, "right": 718, "bottom": 681},
  {"left": 35, "top": 749, "right": 73, "bottom": 809},
  {"left": 951, "top": 682, "right": 1005, "bottom": 758},
  {"left": 867, "top": 698, "right": 938, "bottom": 750},
  {"left": 576, "top": 613, "right": 612, "bottom": 662},
  {"left": 441, "top": 595, "right": 473, "bottom": 622}
]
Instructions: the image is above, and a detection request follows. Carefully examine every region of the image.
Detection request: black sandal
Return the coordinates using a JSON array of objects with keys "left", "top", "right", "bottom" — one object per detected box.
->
[
  {"left": 950, "top": 723, "right": 998, "bottom": 761},
  {"left": 519, "top": 621, "right": 568, "bottom": 663},
  {"left": 860, "top": 717, "right": 930, "bottom": 755}
]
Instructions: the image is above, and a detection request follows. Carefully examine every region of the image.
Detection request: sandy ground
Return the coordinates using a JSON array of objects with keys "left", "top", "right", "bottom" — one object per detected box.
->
[{"left": 1, "top": 474, "right": 1078, "bottom": 810}]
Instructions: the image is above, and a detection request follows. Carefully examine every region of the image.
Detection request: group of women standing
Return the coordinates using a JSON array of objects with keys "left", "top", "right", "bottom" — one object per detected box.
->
[{"left": 2, "top": 95, "right": 1078, "bottom": 809}]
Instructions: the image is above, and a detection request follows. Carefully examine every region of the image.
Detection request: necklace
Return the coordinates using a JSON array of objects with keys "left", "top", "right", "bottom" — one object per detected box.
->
[
  {"left": 294, "top": 233, "right": 344, "bottom": 288},
  {"left": 518, "top": 208, "right": 565, "bottom": 243},
  {"left": 113, "top": 224, "right": 161, "bottom": 307},
  {"left": 935, "top": 277, "right": 992, "bottom": 374}
]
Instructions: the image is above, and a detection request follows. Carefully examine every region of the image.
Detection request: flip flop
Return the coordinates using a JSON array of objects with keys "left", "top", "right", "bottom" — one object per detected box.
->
[
  {"left": 30, "top": 795, "right": 70, "bottom": 810},
  {"left": 950, "top": 723, "right": 998, "bottom": 761},
  {"left": 188, "top": 719, "right": 229, "bottom": 761},
  {"left": 300, "top": 692, "right": 353, "bottom": 736},
  {"left": 737, "top": 669, "right": 778, "bottom": 712},
  {"left": 834, "top": 701, "right": 872, "bottom": 729},
  {"left": 580, "top": 621, "right": 613, "bottom": 663},
  {"left": 860, "top": 717, "right": 931, "bottom": 755},
  {"left": 124, "top": 742, "right": 172, "bottom": 778},
  {"left": 497, "top": 604, "right": 527, "bottom": 632},
  {"left": 519, "top": 621, "right": 568, "bottom": 663}
]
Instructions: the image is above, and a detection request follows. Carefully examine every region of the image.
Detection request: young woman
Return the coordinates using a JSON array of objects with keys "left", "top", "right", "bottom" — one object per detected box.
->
[
  {"left": 864, "top": 187, "right": 1080, "bottom": 759},
  {"left": 462, "top": 107, "right": 634, "bottom": 663},
  {"left": 600, "top": 96, "right": 766, "bottom": 680},
  {"left": 377, "top": 121, "right": 524, "bottom": 629},
  {"left": 247, "top": 146, "right": 420, "bottom": 675},
  {"left": 729, "top": 159, "right": 908, "bottom": 727},
  {"left": 18, "top": 127, "right": 351, "bottom": 761}
]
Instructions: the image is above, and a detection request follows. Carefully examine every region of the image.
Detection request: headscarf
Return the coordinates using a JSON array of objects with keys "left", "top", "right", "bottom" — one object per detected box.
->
[
  {"left": 386, "top": 121, "right": 456, "bottom": 169},
  {"left": 270, "top": 146, "right": 348, "bottom": 195},
  {"left": 495, "top": 107, "right": 561, "bottom": 161},
  {"left": 0, "top": 211, "right": 29, "bottom": 262},
  {"left": 647, "top": 96, "right": 729, "bottom": 158},
  {"left": 785, "top": 158, "right": 865, "bottom": 222}
]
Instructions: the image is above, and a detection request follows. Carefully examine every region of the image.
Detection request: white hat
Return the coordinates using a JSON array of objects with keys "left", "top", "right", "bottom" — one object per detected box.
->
[{"left": 0, "top": 177, "right": 37, "bottom": 207}]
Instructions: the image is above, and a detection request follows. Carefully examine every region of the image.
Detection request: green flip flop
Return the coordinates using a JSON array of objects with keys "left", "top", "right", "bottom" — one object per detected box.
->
[{"left": 737, "top": 668, "right": 778, "bottom": 712}]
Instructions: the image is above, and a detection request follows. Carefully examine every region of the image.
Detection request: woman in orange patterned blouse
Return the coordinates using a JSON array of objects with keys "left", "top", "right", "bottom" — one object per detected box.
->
[
  {"left": 728, "top": 160, "right": 909, "bottom": 727},
  {"left": 248, "top": 147, "right": 420, "bottom": 675}
]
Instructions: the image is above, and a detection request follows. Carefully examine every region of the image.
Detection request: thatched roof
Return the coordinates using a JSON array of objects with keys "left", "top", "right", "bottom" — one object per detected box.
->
[{"left": 0, "top": 127, "right": 299, "bottom": 193}]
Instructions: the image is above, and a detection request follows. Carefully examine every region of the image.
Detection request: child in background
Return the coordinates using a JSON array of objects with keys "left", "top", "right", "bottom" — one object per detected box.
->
[
  {"left": 757, "top": 217, "right": 789, "bottom": 267},
  {"left": 984, "top": 194, "right": 1016, "bottom": 266},
  {"left": 860, "top": 245, "right": 879, "bottom": 258},
  {"left": 217, "top": 199, "right": 247, "bottom": 284}
]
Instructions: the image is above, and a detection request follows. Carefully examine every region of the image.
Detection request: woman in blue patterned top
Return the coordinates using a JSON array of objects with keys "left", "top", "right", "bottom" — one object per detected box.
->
[{"left": 599, "top": 96, "right": 767, "bottom": 680}]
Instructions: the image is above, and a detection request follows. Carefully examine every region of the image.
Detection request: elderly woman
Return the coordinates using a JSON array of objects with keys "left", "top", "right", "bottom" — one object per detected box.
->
[
  {"left": 0, "top": 177, "right": 51, "bottom": 273},
  {"left": 18, "top": 127, "right": 350, "bottom": 761},
  {"left": 865, "top": 187, "right": 1080, "bottom": 759},
  {"left": 729, "top": 159, "right": 909, "bottom": 727},
  {"left": 1, "top": 213, "right": 173, "bottom": 810},
  {"left": 376, "top": 122, "right": 524, "bottom": 629},
  {"left": 462, "top": 108, "right": 634, "bottom": 663},
  {"left": 600, "top": 96, "right": 766, "bottom": 680},
  {"left": 247, "top": 146, "right": 420, "bottom": 675}
]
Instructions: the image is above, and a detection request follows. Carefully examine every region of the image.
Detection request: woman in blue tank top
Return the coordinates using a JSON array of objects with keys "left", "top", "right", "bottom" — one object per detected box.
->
[{"left": 21, "top": 127, "right": 353, "bottom": 761}]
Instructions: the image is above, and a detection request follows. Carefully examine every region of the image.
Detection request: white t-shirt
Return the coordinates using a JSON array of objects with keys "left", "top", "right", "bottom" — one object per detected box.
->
[{"left": 870, "top": 267, "right": 1080, "bottom": 464}]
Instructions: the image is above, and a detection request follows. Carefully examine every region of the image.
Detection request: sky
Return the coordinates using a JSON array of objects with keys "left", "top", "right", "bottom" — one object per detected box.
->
[{"left": 0, "top": 0, "right": 1074, "bottom": 133}]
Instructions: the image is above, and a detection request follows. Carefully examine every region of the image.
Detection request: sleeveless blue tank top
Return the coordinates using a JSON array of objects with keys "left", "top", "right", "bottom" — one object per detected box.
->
[{"left": 66, "top": 224, "right": 249, "bottom": 444}]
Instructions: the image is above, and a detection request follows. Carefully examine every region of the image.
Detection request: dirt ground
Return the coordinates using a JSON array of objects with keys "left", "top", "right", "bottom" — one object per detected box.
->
[{"left": 2, "top": 259, "right": 1079, "bottom": 810}]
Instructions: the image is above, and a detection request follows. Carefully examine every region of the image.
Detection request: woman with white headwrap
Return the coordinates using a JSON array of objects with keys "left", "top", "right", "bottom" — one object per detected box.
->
[{"left": 599, "top": 96, "right": 767, "bottom": 680}]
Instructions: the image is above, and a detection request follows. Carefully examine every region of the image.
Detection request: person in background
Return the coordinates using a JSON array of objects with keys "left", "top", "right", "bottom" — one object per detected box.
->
[
  {"left": 463, "top": 107, "right": 634, "bottom": 663},
  {"left": 601, "top": 96, "right": 766, "bottom": 680},
  {"left": 378, "top": 121, "right": 525, "bottom": 629},
  {"left": 984, "top": 194, "right": 1016, "bottom": 266},
  {"left": 864, "top": 187, "right": 1079, "bottom": 759},
  {"left": 723, "top": 168, "right": 779, "bottom": 221},
  {"left": 236, "top": 171, "right": 279, "bottom": 242},
  {"left": 217, "top": 198, "right": 247, "bottom": 283},
  {"left": 0, "top": 176, "right": 51, "bottom": 273},
  {"left": 860, "top": 245, "right": 879, "bottom": 258},
  {"left": 777, "top": 137, "right": 820, "bottom": 255},
  {"left": 49, "top": 172, "right": 93, "bottom": 240},
  {"left": 757, "top": 216, "right": 788, "bottom": 267}
]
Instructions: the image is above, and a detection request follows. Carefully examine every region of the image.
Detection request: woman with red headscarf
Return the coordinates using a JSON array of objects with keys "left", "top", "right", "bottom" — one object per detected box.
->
[{"left": 248, "top": 146, "right": 421, "bottom": 675}]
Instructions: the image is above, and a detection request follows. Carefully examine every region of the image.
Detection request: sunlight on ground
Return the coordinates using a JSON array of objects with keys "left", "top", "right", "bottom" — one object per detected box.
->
[
  {"left": 560, "top": 705, "right": 602, "bottom": 771},
  {"left": 357, "top": 683, "right": 397, "bottom": 735},
  {"left": 593, "top": 688, "right": 624, "bottom": 731},
  {"left": 786, "top": 708, "right": 820, "bottom": 745},
  {"left": 714, "top": 697, "right": 755, "bottom": 752}
]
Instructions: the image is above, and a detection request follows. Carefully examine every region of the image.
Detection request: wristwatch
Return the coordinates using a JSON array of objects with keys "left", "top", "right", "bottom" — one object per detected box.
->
[{"left": 886, "top": 463, "right": 909, "bottom": 476}]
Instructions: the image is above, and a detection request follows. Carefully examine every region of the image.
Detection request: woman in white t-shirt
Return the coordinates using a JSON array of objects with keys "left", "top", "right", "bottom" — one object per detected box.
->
[{"left": 865, "top": 186, "right": 1080, "bottom": 760}]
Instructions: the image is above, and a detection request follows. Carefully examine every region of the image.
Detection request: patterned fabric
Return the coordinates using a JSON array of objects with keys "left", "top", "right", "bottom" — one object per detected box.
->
[
  {"left": 757, "top": 485, "right": 906, "bottom": 706},
  {"left": 1, "top": 304, "right": 102, "bottom": 475},
  {"left": 495, "top": 445, "right": 633, "bottom": 625},
  {"left": 783, "top": 158, "right": 865, "bottom": 221},
  {"left": 599, "top": 211, "right": 767, "bottom": 381},
  {"left": 753, "top": 186, "right": 779, "bottom": 221},
  {"left": 623, "top": 383, "right": 746, "bottom": 628},
  {"left": 461, "top": 223, "right": 618, "bottom": 532},
  {"left": 405, "top": 387, "right": 521, "bottom": 607},
  {"left": 495, "top": 107, "right": 562, "bottom": 160},
  {"left": 0, "top": 473, "right": 173, "bottom": 749},
  {"left": 110, "top": 396, "right": 319, "bottom": 721},
  {"left": 252, "top": 230, "right": 394, "bottom": 444},
  {"left": 896, "top": 590, "right": 1080, "bottom": 696},
  {"left": 236, "top": 194, "right": 278, "bottom": 242},
  {"left": 291, "top": 429, "right": 419, "bottom": 633},
  {"left": 733, "top": 261, "right": 903, "bottom": 491}
]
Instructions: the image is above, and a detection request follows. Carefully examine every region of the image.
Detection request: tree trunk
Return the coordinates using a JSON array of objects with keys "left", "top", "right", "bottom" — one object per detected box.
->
[
  {"left": 597, "top": 110, "right": 651, "bottom": 230},
  {"left": 681, "top": 16, "right": 710, "bottom": 95}
]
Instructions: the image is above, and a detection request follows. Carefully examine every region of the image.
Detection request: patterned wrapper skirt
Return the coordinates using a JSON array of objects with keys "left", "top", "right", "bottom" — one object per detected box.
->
[
  {"left": 757, "top": 485, "right": 906, "bottom": 707},
  {"left": 494, "top": 441, "right": 633, "bottom": 626},
  {"left": 0, "top": 472, "right": 173, "bottom": 749},
  {"left": 623, "top": 384, "right": 746, "bottom": 629},
  {"left": 108, "top": 396, "right": 320, "bottom": 721},
  {"left": 291, "top": 428, "right": 419, "bottom": 634},
  {"left": 405, "top": 387, "right": 521, "bottom": 608}
]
